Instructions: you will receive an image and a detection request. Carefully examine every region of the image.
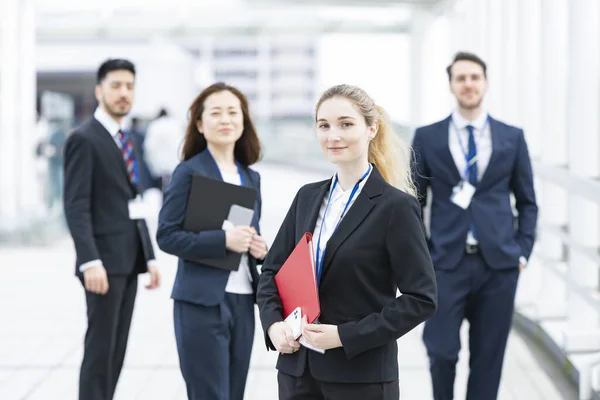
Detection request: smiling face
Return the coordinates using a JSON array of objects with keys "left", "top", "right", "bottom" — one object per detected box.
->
[
  {"left": 95, "top": 69, "right": 135, "bottom": 119},
  {"left": 449, "top": 60, "right": 488, "bottom": 111},
  {"left": 316, "top": 96, "right": 377, "bottom": 166},
  {"left": 196, "top": 90, "right": 244, "bottom": 147}
]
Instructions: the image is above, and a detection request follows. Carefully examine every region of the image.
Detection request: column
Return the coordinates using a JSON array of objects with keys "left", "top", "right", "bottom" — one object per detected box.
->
[
  {"left": 513, "top": 0, "right": 545, "bottom": 312},
  {"left": 0, "top": 0, "right": 22, "bottom": 234},
  {"left": 409, "top": 9, "right": 434, "bottom": 127},
  {"left": 486, "top": 0, "right": 504, "bottom": 116},
  {"left": 452, "top": 0, "right": 476, "bottom": 51},
  {"left": 566, "top": 0, "right": 600, "bottom": 339},
  {"left": 517, "top": 0, "right": 542, "bottom": 159},
  {"left": 0, "top": 0, "right": 38, "bottom": 238},
  {"left": 538, "top": 0, "right": 569, "bottom": 265},
  {"left": 568, "top": 0, "right": 600, "bottom": 178},
  {"left": 473, "top": 0, "right": 490, "bottom": 58},
  {"left": 447, "top": 0, "right": 489, "bottom": 59},
  {"left": 17, "top": 0, "right": 38, "bottom": 228},
  {"left": 501, "top": 0, "right": 519, "bottom": 124},
  {"left": 532, "top": 0, "right": 569, "bottom": 321}
]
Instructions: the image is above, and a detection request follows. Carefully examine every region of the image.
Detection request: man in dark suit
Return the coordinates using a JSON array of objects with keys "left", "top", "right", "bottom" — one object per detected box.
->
[
  {"left": 63, "top": 59, "right": 161, "bottom": 400},
  {"left": 411, "top": 52, "right": 538, "bottom": 400}
]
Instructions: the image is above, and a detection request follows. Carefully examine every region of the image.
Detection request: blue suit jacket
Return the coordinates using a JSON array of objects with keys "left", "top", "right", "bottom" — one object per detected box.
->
[
  {"left": 156, "top": 149, "right": 263, "bottom": 306},
  {"left": 411, "top": 115, "right": 538, "bottom": 271}
]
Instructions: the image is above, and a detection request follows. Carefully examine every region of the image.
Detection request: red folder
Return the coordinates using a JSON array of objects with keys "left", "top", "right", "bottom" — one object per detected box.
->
[{"left": 275, "top": 233, "right": 321, "bottom": 324}]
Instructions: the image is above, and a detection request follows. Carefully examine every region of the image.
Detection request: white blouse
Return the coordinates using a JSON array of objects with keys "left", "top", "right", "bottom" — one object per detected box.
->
[
  {"left": 222, "top": 171, "right": 253, "bottom": 295},
  {"left": 312, "top": 166, "right": 373, "bottom": 265}
]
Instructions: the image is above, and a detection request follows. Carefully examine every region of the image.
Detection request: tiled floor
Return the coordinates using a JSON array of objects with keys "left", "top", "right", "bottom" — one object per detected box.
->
[{"left": 0, "top": 164, "right": 571, "bottom": 399}]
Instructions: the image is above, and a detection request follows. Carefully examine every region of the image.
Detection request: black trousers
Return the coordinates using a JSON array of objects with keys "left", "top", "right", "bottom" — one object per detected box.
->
[
  {"left": 79, "top": 274, "right": 138, "bottom": 400},
  {"left": 174, "top": 293, "right": 255, "bottom": 400},
  {"left": 278, "top": 370, "right": 399, "bottom": 400}
]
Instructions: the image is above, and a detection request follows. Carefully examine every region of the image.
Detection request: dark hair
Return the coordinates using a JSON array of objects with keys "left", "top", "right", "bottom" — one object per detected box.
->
[
  {"left": 130, "top": 117, "right": 140, "bottom": 130},
  {"left": 157, "top": 108, "right": 168, "bottom": 118},
  {"left": 446, "top": 52, "right": 487, "bottom": 81},
  {"left": 181, "top": 82, "right": 262, "bottom": 166},
  {"left": 96, "top": 59, "right": 136, "bottom": 84}
]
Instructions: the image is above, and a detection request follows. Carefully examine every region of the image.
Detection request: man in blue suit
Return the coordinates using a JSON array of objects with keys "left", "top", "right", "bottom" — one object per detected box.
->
[{"left": 412, "top": 52, "right": 538, "bottom": 400}]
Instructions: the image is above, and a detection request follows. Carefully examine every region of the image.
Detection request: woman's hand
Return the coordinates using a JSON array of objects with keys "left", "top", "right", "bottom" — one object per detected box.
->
[
  {"left": 225, "top": 226, "right": 254, "bottom": 253},
  {"left": 301, "top": 315, "right": 342, "bottom": 351},
  {"left": 267, "top": 321, "right": 300, "bottom": 355},
  {"left": 249, "top": 231, "right": 268, "bottom": 259}
]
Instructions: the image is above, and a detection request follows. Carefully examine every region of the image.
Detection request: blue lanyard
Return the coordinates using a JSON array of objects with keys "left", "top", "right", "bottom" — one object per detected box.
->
[
  {"left": 453, "top": 117, "right": 488, "bottom": 181},
  {"left": 206, "top": 148, "right": 245, "bottom": 186},
  {"left": 315, "top": 164, "right": 372, "bottom": 288},
  {"left": 235, "top": 162, "right": 245, "bottom": 186}
]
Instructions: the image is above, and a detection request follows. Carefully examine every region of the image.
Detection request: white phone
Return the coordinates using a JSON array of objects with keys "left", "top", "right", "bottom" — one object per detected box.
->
[
  {"left": 284, "top": 307, "right": 326, "bottom": 354},
  {"left": 284, "top": 306, "right": 302, "bottom": 339}
]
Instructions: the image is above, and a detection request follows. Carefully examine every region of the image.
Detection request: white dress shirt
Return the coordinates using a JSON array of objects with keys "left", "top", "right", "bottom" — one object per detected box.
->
[
  {"left": 449, "top": 110, "right": 490, "bottom": 246},
  {"left": 312, "top": 166, "right": 373, "bottom": 264},
  {"left": 222, "top": 171, "right": 254, "bottom": 295},
  {"left": 79, "top": 108, "right": 157, "bottom": 272},
  {"left": 449, "top": 110, "right": 491, "bottom": 182},
  {"left": 94, "top": 106, "right": 124, "bottom": 148}
]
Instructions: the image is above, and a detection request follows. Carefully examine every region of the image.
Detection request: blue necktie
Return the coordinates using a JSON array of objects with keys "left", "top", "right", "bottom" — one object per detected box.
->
[
  {"left": 466, "top": 125, "right": 478, "bottom": 186},
  {"left": 465, "top": 125, "right": 478, "bottom": 240}
]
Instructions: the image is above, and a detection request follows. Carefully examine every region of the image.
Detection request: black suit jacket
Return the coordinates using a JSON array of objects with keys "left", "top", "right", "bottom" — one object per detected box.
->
[
  {"left": 63, "top": 117, "right": 156, "bottom": 276},
  {"left": 257, "top": 167, "right": 437, "bottom": 383}
]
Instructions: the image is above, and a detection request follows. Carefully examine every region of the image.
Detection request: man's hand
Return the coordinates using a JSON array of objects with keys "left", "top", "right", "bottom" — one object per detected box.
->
[
  {"left": 519, "top": 263, "right": 525, "bottom": 272},
  {"left": 267, "top": 321, "right": 300, "bottom": 355},
  {"left": 146, "top": 264, "right": 161, "bottom": 290},
  {"left": 83, "top": 265, "right": 109, "bottom": 295},
  {"left": 301, "top": 315, "right": 342, "bottom": 351},
  {"left": 249, "top": 231, "right": 268, "bottom": 259}
]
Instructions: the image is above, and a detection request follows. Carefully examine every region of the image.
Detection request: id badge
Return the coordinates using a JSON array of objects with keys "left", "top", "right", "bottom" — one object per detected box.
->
[
  {"left": 128, "top": 195, "right": 149, "bottom": 220},
  {"left": 450, "top": 181, "right": 476, "bottom": 210}
]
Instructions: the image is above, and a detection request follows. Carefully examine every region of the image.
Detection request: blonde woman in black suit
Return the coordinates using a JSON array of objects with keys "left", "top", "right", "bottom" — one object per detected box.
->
[{"left": 257, "top": 84, "right": 438, "bottom": 400}]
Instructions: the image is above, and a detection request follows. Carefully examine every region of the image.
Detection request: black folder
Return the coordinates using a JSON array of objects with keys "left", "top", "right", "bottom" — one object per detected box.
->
[{"left": 182, "top": 174, "right": 257, "bottom": 271}]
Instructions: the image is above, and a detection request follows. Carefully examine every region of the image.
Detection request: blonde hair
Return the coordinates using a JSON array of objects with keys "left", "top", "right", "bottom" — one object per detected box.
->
[{"left": 315, "top": 84, "right": 416, "bottom": 196}]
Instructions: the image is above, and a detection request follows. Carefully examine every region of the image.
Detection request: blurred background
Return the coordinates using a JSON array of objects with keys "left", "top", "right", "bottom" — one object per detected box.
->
[{"left": 1, "top": 0, "right": 599, "bottom": 399}]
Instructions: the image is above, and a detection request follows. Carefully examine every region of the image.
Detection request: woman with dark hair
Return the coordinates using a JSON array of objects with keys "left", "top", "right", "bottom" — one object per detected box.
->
[{"left": 156, "top": 82, "right": 267, "bottom": 400}]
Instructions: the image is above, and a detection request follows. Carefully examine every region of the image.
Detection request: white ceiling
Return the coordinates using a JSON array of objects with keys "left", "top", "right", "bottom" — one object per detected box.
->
[{"left": 35, "top": 0, "right": 447, "bottom": 41}]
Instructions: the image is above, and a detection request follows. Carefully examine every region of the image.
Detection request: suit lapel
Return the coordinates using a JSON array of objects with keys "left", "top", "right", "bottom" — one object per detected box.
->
[
  {"left": 320, "top": 168, "right": 383, "bottom": 278},
  {"left": 304, "top": 180, "right": 330, "bottom": 235},
  {"left": 238, "top": 165, "right": 253, "bottom": 188},
  {"left": 438, "top": 116, "right": 462, "bottom": 183},
  {"left": 477, "top": 116, "right": 501, "bottom": 190},
  {"left": 237, "top": 164, "right": 258, "bottom": 225},
  {"left": 197, "top": 149, "right": 224, "bottom": 180}
]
